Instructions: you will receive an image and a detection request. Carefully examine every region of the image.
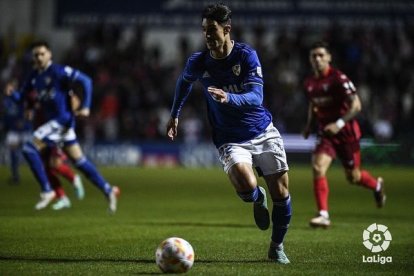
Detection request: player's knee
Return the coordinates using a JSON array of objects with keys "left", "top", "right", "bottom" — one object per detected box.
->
[
  {"left": 312, "top": 163, "right": 325, "bottom": 177},
  {"left": 22, "top": 141, "right": 38, "bottom": 153}
]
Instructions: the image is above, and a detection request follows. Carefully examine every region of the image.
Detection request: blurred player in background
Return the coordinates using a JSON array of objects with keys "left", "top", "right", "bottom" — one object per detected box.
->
[
  {"left": 5, "top": 41, "right": 119, "bottom": 212},
  {"left": 2, "top": 81, "right": 32, "bottom": 184},
  {"left": 166, "top": 3, "right": 292, "bottom": 264},
  {"left": 302, "top": 41, "right": 386, "bottom": 228},
  {"left": 43, "top": 145, "right": 85, "bottom": 210}
]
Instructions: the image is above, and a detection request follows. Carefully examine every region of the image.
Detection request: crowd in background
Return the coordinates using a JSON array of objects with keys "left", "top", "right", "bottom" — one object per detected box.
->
[{"left": 1, "top": 21, "right": 414, "bottom": 145}]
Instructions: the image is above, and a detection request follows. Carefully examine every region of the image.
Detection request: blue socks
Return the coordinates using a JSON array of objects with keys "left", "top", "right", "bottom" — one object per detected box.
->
[
  {"left": 237, "top": 186, "right": 263, "bottom": 203},
  {"left": 271, "top": 195, "right": 292, "bottom": 245},
  {"left": 75, "top": 157, "right": 111, "bottom": 195},
  {"left": 22, "top": 142, "right": 52, "bottom": 192}
]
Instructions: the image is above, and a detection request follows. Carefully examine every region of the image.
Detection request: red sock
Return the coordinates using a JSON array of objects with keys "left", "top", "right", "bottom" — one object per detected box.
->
[
  {"left": 359, "top": 170, "right": 377, "bottom": 190},
  {"left": 53, "top": 163, "right": 75, "bottom": 183},
  {"left": 314, "top": 176, "right": 329, "bottom": 212},
  {"left": 47, "top": 170, "right": 65, "bottom": 198}
]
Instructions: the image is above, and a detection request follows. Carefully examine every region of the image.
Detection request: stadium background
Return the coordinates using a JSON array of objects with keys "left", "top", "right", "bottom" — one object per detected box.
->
[
  {"left": 0, "top": 0, "right": 413, "bottom": 167},
  {"left": 1, "top": 1, "right": 413, "bottom": 275}
]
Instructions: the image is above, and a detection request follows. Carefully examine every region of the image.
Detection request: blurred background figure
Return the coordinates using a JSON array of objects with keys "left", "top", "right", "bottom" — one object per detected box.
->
[{"left": 1, "top": 80, "right": 32, "bottom": 184}]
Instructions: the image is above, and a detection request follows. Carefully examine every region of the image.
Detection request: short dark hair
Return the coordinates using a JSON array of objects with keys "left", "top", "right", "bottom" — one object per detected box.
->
[
  {"left": 202, "top": 3, "right": 232, "bottom": 25},
  {"left": 310, "top": 41, "right": 330, "bottom": 53},
  {"left": 30, "top": 40, "right": 51, "bottom": 50}
]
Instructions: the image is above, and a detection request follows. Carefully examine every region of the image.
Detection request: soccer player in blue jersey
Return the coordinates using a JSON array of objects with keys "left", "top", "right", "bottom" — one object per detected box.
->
[
  {"left": 2, "top": 85, "right": 32, "bottom": 184},
  {"left": 166, "top": 3, "right": 292, "bottom": 264},
  {"left": 5, "top": 41, "right": 119, "bottom": 212}
]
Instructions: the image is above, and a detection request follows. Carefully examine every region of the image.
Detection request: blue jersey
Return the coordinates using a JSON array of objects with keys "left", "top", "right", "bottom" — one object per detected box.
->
[
  {"left": 16, "top": 63, "right": 92, "bottom": 128},
  {"left": 2, "top": 96, "right": 32, "bottom": 132},
  {"left": 171, "top": 42, "right": 272, "bottom": 147}
]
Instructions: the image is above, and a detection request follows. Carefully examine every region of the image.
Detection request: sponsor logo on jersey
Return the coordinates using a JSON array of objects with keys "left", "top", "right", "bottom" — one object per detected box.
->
[{"left": 222, "top": 84, "right": 242, "bottom": 93}]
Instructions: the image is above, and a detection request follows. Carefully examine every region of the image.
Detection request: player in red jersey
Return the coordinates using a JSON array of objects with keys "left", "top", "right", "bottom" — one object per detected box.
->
[{"left": 302, "top": 41, "right": 386, "bottom": 228}]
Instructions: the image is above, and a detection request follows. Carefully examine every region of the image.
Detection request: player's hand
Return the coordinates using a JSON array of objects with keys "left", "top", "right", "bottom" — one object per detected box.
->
[
  {"left": 4, "top": 80, "right": 17, "bottom": 96},
  {"left": 75, "top": 107, "right": 90, "bottom": 117},
  {"left": 207, "top": 87, "right": 228, "bottom": 103},
  {"left": 69, "top": 90, "right": 81, "bottom": 111},
  {"left": 166, "top": 117, "right": 179, "bottom": 141},
  {"left": 323, "top": 122, "right": 341, "bottom": 136}
]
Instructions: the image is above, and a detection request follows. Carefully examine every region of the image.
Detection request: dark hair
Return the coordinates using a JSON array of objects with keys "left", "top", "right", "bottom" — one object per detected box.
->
[
  {"left": 30, "top": 40, "right": 51, "bottom": 50},
  {"left": 202, "top": 3, "right": 232, "bottom": 25},
  {"left": 310, "top": 41, "right": 330, "bottom": 53}
]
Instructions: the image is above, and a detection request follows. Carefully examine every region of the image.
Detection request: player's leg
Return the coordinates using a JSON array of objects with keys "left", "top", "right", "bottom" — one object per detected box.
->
[
  {"left": 49, "top": 148, "right": 84, "bottom": 200},
  {"left": 5, "top": 131, "right": 21, "bottom": 183},
  {"left": 310, "top": 152, "right": 333, "bottom": 227},
  {"left": 22, "top": 136, "right": 56, "bottom": 208},
  {"left": 46, "top": 168, "right": 71, "bottom": 210},
  {"left": 219, "top": 144, "right": 269, "bottom": 230},
  {"left": 339, "top": 142, "right": 385, "bottom": 208},
  {"left": 228, "top": 162, "right": 270, "bottom": 230},
  {"left": 263, "top": 171, "right": 291, "bottom": 264},
  {"left": 309, "top": 137, "right": 336, "bottom": 228},
  {"left": 251, "top": 124, "right": 291, "bottom": 264},
  {"left": 64, "top": 142, "right": 119, "bottom": 212}
]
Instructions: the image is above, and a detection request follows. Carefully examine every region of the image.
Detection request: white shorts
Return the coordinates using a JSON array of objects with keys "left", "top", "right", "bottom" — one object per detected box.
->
[
  {"left": 5, "top": 131, "right": 32, "bottom": 146},
  {"left": 218, "top": 123, "right": 289, "bottom": 176},
  {"left": 33, "top": 120, "right": 77, "bottom": 145}
]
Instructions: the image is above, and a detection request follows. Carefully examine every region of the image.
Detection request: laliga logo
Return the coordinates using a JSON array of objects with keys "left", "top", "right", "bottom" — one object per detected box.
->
[{"left": 362, "top": 223, "right": 392, "bottom": 264}]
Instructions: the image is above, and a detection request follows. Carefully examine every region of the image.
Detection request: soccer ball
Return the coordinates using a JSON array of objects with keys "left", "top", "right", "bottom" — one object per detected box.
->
[{"left": 155, "top": 237, "right": 194, "bottom": 273}]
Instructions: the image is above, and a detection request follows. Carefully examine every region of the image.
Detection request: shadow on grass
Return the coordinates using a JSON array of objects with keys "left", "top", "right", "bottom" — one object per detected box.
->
[
  {"left": 0, "top": 256, "right": 268, "bottom": 264},
  {"left": 0, "top": 256, "right": 269, "bottom": 275},
  {"left": 137, "top": 221, "right": 255, "bottom": 229}
]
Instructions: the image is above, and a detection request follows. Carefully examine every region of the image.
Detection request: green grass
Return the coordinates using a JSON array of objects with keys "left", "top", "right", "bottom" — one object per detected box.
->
[{"left": 0, "top": 165, "right": 413, "bottom": 275}]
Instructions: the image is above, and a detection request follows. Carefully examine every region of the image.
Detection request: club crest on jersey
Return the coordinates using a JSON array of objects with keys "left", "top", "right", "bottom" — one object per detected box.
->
[
  {"left": 232, "top": 64, "right": 241, "bottom": 76},
  {"left": 322, "top": 83, "right": 329, "bottom": 92}
]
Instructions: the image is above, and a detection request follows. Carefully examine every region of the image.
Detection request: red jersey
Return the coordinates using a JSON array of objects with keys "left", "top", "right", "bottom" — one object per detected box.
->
[{"left": 304, "top": 66, "right": 361, "bottom": 143}]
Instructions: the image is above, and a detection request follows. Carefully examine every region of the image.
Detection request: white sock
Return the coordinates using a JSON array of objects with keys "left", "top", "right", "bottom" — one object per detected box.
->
[{"left": 319, "top": 210, "right": 329, "bottom": 218}]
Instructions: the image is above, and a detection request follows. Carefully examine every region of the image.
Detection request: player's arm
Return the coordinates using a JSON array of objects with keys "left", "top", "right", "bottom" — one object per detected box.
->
[
  {"left": 302, "top": 102, "right": 315, "bottom": 139},
  {"left": 167, "top": 75, "right": 193, "bottom": 140},
  {"left": 207, "top": 83, "right": 263, "bottom": 106},
  {"left": 324, "top": 94, "right": 361, "bottom": 136},
  {"left": 71, "top": 70, "right": 92, "bottom": 117}
]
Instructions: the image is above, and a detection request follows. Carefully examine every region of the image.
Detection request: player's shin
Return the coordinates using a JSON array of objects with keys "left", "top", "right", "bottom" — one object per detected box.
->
[
  {"left": 358, "top": 170, "right": 377, "bottom": 190},
  {"left": 22, "top": 142, "right": 53, "bottom": 192},
  {"left": 314, "top": 176, "right": 329, "bottom": 212},
  {"left": 271, "top": 195, "right": 292, "bottom": 245},
  {"left": 75, "top": 157, "right": 111, "bottom": 194}
]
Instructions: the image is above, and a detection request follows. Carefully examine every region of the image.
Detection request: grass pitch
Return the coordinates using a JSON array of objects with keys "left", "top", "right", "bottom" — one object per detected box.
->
[{"left": 0, "top": 165, "right": 413, "bottom": 275}]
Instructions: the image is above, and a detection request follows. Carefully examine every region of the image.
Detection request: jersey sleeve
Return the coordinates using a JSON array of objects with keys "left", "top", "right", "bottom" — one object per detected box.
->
[
  {"left": 336, "top": 72, "right": 357, "bottom": 97},
  {"left": 182, "top": 52, "right": 204, "bottom": 82},
  {"left": 170, "top": 53, "right": 204, "bottom": 118},
  {"left": 242, "top": 50, "right": 263, "bottom": 87},
  {"left": 57, "top": 65, "right": 92, "bottom": 108}
]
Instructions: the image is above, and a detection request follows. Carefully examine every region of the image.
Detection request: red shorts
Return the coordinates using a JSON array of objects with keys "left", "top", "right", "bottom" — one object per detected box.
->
[
  {"left": 314, "top": 136, "right": 361, "bottom": 169},
  {"left": 50, "top": 147, "right": 67, "bottom": 160},
  {"left": 42, "top": 146, "right": 68, "bottom": 162}
]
